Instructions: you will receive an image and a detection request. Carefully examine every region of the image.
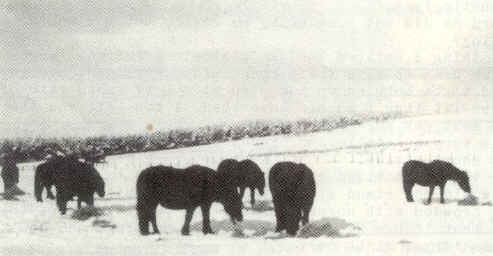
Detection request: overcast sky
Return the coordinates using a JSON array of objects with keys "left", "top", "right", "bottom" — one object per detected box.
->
[{"left": 1, "top": 0, "right": 493, "bottom": 138}]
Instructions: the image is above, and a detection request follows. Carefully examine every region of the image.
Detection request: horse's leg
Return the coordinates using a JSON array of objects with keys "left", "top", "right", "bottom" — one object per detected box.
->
[
  {"left": 250, "top": 187, "right": 256, "bottom": 207},
  {"left": 439, "top": 184, "right": 445, "bottom": 204},
  {"left": 181, "top": 207, "right": 196, "bottom": 236},
  {"left": 46, "top": 185, "right": 55, "bottom": 199},
  {"left": 150, "top": 206, "right": 159, "bottom": 234},
  {"left": 86, "top": 194, "right": 94, "bottom": 207},
  {"left": 200, "top": 203, "right": 214, "bottom": 234},
  {"left": 77, "top": 197, "right": 82, "bottom": 209},
  {"left": 427, "top": 186, "right": 435, "bottom": 205},
  {"left": 56, "top": 192, "right": 67, "bottom": 215},
  {"left": 239, "top": 186, "right": 246, "bottom": 208},
  {"left": 403, "top": 181, "right": 414, "bottom": 202},
  {"left": 138, "top": 210, "right": 150, "bottom": 235},
  {"left": 301, "top": 201, "right": 313, "bottom": 226},
  {"left": 272, "top": 195, "right": 283, "bottom": 232},
  {"left": 138, "top": 204, "right": 155, "bottom": 235},
  {"left": 275, "top": 198, "right": 287, "bottom": 232}
]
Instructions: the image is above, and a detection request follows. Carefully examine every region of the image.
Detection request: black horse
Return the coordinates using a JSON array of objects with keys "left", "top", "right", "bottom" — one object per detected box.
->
[
  {"left": 269, "top": 161, "right": 316, "bottom": 236},
  {"left": 35, "top": 158, "right": 105, "bottom": 214},
  {"left": 217, "top": 159, "right": 265, "bottom": 207},
  {"left": 34, "top": 160, "right": 59, "bottom": 202},
  {"left": 136, "top": 165, "right": 243, "bottom": 236},
  {"left": 402, "top": 160, "right": 471, "bottom": 204}
]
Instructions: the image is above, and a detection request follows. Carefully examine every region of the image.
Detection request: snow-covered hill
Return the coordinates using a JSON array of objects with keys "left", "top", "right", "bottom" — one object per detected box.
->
[{"left": 2, "top": 111, "right": 493, "bottom": 255}]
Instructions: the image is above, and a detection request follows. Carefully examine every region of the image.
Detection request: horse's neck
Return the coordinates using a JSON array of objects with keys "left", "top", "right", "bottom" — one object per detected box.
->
[{"left": 443, "top": 169, "right": 463, "bottom": 182}]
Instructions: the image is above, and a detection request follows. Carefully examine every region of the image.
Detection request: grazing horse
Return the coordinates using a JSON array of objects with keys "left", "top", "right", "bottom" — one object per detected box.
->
[
  {"left": 217, "top": 159, "right": 265, "bottom": 207},
  {"left": 34, "top": 160, "right": 58, "bottom": 202},
  {"left": 136, "top": 165, "right": 243, "bottom": 236},
  {"left": 269, "top": 162, "right": 316, "bottom": 236},
  {"left": 402, "top": 160, "right": 471, "bottom": 204},
  {"left": 35, "top": 158, "right": 105, "bottom": 214}
]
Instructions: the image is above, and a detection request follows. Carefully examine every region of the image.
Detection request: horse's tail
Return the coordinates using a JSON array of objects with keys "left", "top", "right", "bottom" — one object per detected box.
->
[
  {"left": 136, "top": 169, "right": 153, "bottom": 235},
  {"left": 268, "top": 162, "right": 284, "bottom": 196},
  {"left": 34, "top": 165, "right": 45, "bottom": 202},
  {"left": 303, "top": 165, "right": 316, "bottom": 198},
  {"left": 401, "top": 161, "right": 412, "bottom": 186},
  {"left": 402, "top": 161, "right": 421, "bottom": 202},
  {"left": 401, "top": 160, "right": 415, "bottom": 180}
]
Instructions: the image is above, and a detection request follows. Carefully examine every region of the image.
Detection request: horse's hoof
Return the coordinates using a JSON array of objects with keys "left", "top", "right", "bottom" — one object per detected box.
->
[{"left": 181, "top": 230, "right": 190, "bottom": 236}]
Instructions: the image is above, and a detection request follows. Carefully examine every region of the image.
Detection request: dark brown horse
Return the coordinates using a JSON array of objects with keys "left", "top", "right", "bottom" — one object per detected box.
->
[
  {"left": 34, "top": 160, "right": 59, "bottom": 202},
  {"left": 402, "top": 160, "right": 471, "bottom": 204},
  {"left": 269, "top": 161, "right": 316, "bottom": 236},
  {"left": 136, "top": 165, "right": 243, "bottom": 236},
  {"left": 35, "top": 157, "right": 105, "bottom": 214},
  {"left": 217, "top": 159, "right": 265, "bottom": 207}
]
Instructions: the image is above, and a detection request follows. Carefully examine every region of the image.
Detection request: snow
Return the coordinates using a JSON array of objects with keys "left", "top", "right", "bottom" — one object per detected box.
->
[{"left": 2, "top": 110, "right": 493, "bottom": 255}]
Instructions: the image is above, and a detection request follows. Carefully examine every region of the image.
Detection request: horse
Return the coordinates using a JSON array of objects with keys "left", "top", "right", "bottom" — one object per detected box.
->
[
  {"left": 217, "top": 159, "right": 265, "bottom": 207},
  {"left": 269, "top": 161, "right": 316, "bottom": 236},
  {"left": 35, "top": 157, "right": 105, "bottom": 214},
  {"left": 402, "top": 159, "right": 471, "bottom": 204},
  {"left": 34, "top": 160, "right": 58, "bottom": 202},
  {"left": 136, "top": 165, "right": 243, "bottom": 236}
]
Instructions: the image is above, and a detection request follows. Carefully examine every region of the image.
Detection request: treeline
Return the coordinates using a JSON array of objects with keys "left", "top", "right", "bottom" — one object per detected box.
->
[{"left": 0, "top": 112, "right": 403, "bottom": 163}]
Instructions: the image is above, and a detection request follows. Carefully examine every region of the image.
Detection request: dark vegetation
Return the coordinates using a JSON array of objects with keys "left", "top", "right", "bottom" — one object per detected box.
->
[{"left": 0, "top": 112, "right": 402, "bottom": 163}]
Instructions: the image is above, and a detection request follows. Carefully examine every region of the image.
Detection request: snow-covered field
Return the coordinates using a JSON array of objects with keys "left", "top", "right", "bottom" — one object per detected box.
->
[{"left": 2, "top": 111, "right": 493, "bottom": 255}]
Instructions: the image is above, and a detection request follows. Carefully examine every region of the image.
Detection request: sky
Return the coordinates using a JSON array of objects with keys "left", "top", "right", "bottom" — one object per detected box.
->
[{"left": 1, "top": 0, "right": 493, "bottom": 138}]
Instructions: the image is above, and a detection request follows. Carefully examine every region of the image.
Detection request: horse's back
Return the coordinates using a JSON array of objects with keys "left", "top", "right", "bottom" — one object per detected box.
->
[
  {"left": 53, "top": 158, "right": 102, "bottom": 193},
  {"left": 137, "top": 165, "right": 182, "bottom": 194},
  {"left": 402, "top": 160, "right": 445, "bottom": 186},
  {"left": 270, "top": 162, "right": 309, "bottom": 195},
  {"left": 239, "top": 159, "right": 261, "bottom": 174},
  {"left": 217, "top": 159, "right": 241, "bottom": 184},
  {"left": 36, "top": 160, "right": 58, "bottom": 181},
  {"left": 429, "top": 160, "right": 460, "bottom": 175},
  {"left": 237, "top": 159, "right": 262, "bottom": 185},
  {"left": 402, "top": 160, "right": 426, "bottom": 177},
  {"left": 217, "top": 159, "right": 239, "bottom": 174},
  {"left": 270, "top": 161, "right": 316, "bottom": 216},
  {"left": 137, "top": 165, "right": 214, "bottom": 209}
]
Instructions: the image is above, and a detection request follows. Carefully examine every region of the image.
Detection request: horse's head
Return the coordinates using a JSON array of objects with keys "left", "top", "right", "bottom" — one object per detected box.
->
[
  {"left": 285, "top": 205, "right": 302, "bottom": 236},
  {"left": 90, "top": 167, "right": 105, "bottom": 198},
  {"left": 457, "top": 171, "right": 471, "bottom": 193},
  {"left": 256, "top": 172, "right": 265, "bottom": 195},
  {"left": 218, "top": 184, "right": 243, "bottom": 223}
]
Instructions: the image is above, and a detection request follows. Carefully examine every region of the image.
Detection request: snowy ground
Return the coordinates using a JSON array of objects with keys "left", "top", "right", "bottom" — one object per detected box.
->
[{"left": 2, "top": 111, "right": 493, "bottom": 255}]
